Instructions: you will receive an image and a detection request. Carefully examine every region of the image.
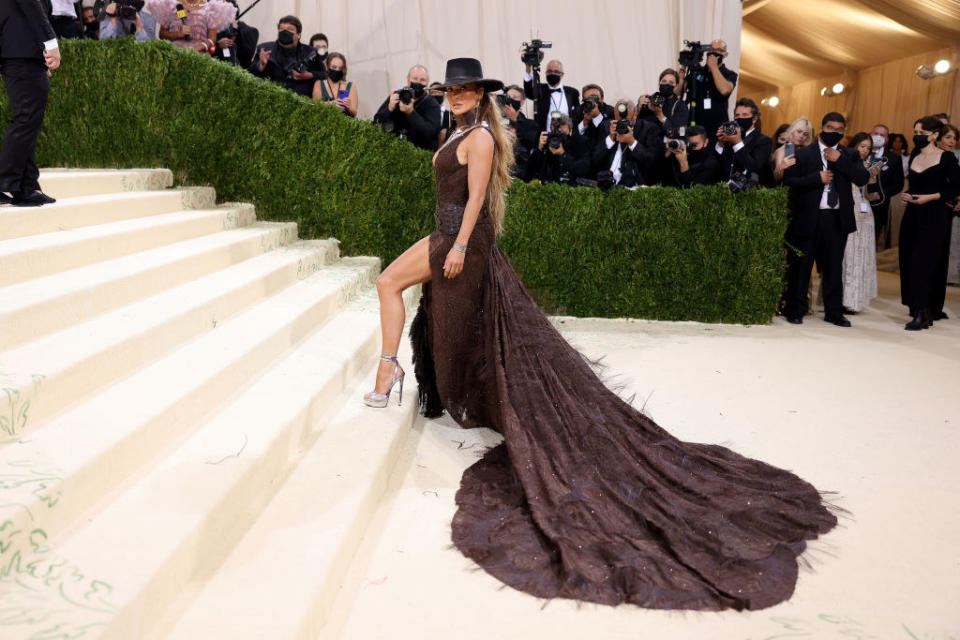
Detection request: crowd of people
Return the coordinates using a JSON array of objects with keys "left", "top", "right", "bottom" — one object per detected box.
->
[{"left": 25, "top": 5, "right": 960, "bottom": 330}]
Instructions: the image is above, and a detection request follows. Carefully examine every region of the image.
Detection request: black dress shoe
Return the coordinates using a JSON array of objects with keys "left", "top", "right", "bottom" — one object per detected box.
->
[
  {"left": 824, "top": 314, "right": 852, "bottom": 327},
  {"left": 0, "top": 192, "right": 13, "bottom": 204},
  {"left": 32, "top": 191, "right": 56, "bottom": 204},
  {"left": 11, "top": 192, "right": 46, "bottom": 207},
  {"left": 843, "top": 307, "right": 858, "bottom": 315},
  {"left": 932, "top": 311, "right": 948, "bottom": 321},
  {"left": 905, "top": 309, "right": 932, "bottom": 331},
  {"left": 786, "top": 315, "right": 803, "bottom": 325}
]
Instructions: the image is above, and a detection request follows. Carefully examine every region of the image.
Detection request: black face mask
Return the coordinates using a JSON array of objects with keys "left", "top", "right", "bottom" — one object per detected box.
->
[
  {"left": 327, "top": 69, "right": 343, "bottom": 83},
  {"left": 913, "top": 134, "right": 931, "bottom": 150},
  {"left": 409, "top": 82, "right": 425, "bottom": 99},
  {"left": 687, "top": 147, "right": 708, "bottom": 163},
  {"left": 546, "top": 73, "right": 562, "bottom": 87},
  {"left": 820, "top": 131, "right": 843, "bottom": 147},
  {"left": 735, "top": 117, "right": 754, "bottom": 133},
  {"left": 659, "top": 84, "right": 675, "bottom": 97},
  {"left": 277, "top": 30, "right": 295, "bottom": 46}
]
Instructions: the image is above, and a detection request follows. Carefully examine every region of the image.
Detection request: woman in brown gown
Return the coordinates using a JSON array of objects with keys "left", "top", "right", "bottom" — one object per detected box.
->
[{"left": 366, "top": 58, "right": 838, "bottom": 611}]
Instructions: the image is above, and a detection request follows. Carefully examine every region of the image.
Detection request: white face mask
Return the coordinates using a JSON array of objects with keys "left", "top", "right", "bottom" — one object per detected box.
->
[{"left": 871, "top": 134, "right": 885, "bottom": 149}]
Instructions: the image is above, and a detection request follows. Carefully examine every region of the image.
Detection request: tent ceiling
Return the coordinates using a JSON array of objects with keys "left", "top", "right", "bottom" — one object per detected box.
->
[{"left": 741, "top": 0, "right": 960, "bottom": 88}]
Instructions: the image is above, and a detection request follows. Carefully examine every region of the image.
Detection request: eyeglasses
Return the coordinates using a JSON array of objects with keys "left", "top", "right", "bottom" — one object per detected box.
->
[{"left": 444, "top": 85, "right": 479, "bottom": 96}]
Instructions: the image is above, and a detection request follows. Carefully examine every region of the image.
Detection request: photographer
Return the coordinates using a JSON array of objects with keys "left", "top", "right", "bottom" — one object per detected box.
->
[
  {"left": 81, "top": 6, "right": 100, "bottom": 39},
  {"left": 592, "top": 100, "right": 662, "bottom": 188},
  {"left": 667, "top": 125, "right": 720, "bottom": 187},
  {"left": 574, "top": 84, "right": 613, "bottom": 150},
  {"left": 678, "top": 39, "right": 737, "bottom": 140},
  {"left": 714, "top": 97, "right": 773, "bottom": 187},
  {"left": 497, "top": 90, "right": 531, "bottom": 180},
  {"left": 99, "top": 1, "right": 156, "bottom": 41},
  {"left": 639, "top": 69, "right": 689, "bottom": 135},
  {"left": 373, "top": 65, "right": 441, "bottom": 151},
  {"left": 213, "top": 1, "right": 258, "bottom": 68},
  {"left": 866, "top": 123, "right": 905, "bottom": 245},
  {"left": 522, "top": 57, "right": 579, "bottom": 133},
  {"left": 150, "top": 0, "right": 235, "bottom": 53},
  {"left": 499, "top": 84, "right": 539, "bottom": 152},
  {"left": 49, "top": 1, "right": 81, "bottom": 39},
  {"left": 526, "top": 113, "right": 590, "bottom": 185},
  {"left": 308, "top": 33, "right": 328, "bottom": 59},
  {"left": 248, "top": 15, "right": 325, "bottom": 98}
]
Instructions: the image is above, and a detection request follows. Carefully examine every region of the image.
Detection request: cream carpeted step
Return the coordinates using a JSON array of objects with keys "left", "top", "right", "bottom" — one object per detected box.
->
[
  {"left": 0, "top": 238, "right": 339, "bottom": 442},
  {"left": 38, "top": 168, "right": 174, "bottom": 198},
  {"left": 0, "top": 222, "right": 298, "bottom": 352},
  {"left": 0, "top": 267, "right": 405, "bottom": 640},
  {"left": 160, "top": 292, "right": 421, "bottom": 640},
  {"left": 0, "top": 187, "right": 215, "bottom": 241},
  {"left": 0, "top": 204, "right": 256, "bottom": 288}
]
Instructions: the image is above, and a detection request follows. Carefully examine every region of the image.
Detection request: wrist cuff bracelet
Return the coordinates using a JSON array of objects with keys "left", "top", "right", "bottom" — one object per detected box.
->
[{"left": 453, "top": 243, "right": 467, "bottom": 254}]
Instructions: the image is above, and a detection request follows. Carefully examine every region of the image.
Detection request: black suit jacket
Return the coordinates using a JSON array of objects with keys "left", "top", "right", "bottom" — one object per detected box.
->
[
  {"left": 715, "top": 129, "right": 773, "bottom": 185},
  {"left": 526, "top": 132, "right": 591, "bottom": 184},
  {"left": 0, "top": 0, "right": 56, "bottom": 60},
  {"left": 373, "top": 94, "right": 442, "bottom": 151},
  {"left": 784, "top": 143, "right": 870, "bottom": 238},
  {"left": 522, "top": 80, "right": 579, "bottom": 132},
  {"left": 591, "top": 119, "right": 662, "bottom": 187},
  {"left": 867, "top": 147, "right": 905, "bottom": 207},
  {"left": 512, "top": 112, "right": 540, "bottom": 152}
]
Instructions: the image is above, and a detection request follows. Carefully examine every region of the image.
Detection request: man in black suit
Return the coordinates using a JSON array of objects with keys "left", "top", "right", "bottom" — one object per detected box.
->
[
  {"left": 668, "top": 125, "right": 721, "bottom": 187},
  {"left": 373, "top": 64, "right": 441, "bottom": 151},
  {"left": 526, "top": 114, "right": 591, "bottom": 184},
  {"left": 714, "top": 97, "right": 773, "bottom": 187},
  {"left": 573, "top": 84, "right": 612, "bottom": 155},
  {"left": 0, "top": 0, "right": 61, "bottom": 207},
  {"left": 591, "top": 100, "right": 662, "bottom": 188},
  {"left": 783, "top": 112, "right": 870, "bottom": 326},
  {"left": 499, "top": 84, "right": 539, "bottom": 152},
  {"left": 866, "top": 123, "right": 905, "bottom": 246},
  {"left": 522, "top": 58, "right": 579, "bottom": 133}
]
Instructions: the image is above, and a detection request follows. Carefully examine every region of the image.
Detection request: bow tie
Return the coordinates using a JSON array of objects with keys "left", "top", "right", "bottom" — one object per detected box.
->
[{"left": 550, "top": 87, "right": 562, "bottom": 93}]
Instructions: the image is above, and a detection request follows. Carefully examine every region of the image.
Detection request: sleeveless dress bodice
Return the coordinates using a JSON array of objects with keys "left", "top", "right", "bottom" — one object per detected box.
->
[{"left": 433, "top": 125, "right": 494, "bottom": 238}]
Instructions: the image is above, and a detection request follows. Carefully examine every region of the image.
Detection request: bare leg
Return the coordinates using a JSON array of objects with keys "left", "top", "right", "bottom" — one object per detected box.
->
[{"left": 372, "top": 235, "right": 432, "bottom": 393}]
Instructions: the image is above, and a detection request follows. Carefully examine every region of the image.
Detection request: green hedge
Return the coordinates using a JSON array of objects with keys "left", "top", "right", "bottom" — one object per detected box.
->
[{"left": 1, "top": 39, "right": 788, "bottom": 323}]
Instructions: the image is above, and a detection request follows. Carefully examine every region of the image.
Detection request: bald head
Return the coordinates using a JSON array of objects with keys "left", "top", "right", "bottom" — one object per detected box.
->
[{"left": 407, "top": 65, "right": 429, "bottom": 86}]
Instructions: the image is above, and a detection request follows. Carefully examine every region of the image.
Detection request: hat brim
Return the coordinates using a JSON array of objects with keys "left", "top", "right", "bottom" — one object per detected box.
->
[{"left": 436, "top": 77, "right": 504, "bottom": 93}]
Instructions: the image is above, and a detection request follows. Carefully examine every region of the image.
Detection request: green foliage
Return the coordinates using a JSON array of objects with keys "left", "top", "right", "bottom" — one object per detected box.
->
[{"left": 1, "top": 39, "right": 788, "bottom": 323}]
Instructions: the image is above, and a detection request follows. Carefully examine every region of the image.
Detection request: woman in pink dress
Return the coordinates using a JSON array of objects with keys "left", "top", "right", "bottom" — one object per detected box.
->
[{"left": 148, "top": 0, "right": 235, "bottom": 54}]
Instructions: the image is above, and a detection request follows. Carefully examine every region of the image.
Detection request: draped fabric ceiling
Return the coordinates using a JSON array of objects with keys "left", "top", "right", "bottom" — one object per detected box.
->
[{"left": 740, "top": 0, "right": 960, "bottom": 138}]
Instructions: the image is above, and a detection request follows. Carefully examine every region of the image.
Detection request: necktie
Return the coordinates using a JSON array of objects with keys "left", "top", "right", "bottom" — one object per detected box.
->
[{"left": 825, "top": 147, "right": 839, "bottom": 208}]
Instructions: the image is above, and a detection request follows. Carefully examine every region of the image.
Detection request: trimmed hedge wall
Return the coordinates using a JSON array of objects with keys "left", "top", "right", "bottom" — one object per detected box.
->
[{"left": 1, "top": 39, "right": 788, "bottom": 323}]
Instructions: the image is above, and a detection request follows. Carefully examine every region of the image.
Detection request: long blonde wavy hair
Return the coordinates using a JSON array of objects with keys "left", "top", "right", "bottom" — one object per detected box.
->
[{"left": 472, "top": 89, "right": 514, "bottom": 235}]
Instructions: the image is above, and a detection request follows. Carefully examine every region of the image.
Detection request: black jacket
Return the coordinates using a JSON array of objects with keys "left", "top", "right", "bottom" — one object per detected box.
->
[
  {"left": 523, "top": 79, "right": 579, "bottom": 132},
  {"left": 591, "top": 119, "right": 663, "bottom": 187},
  {"left": 0, "top": 0, "right": 55, "bottom": 60},
  {"left": 512, "top": 112, "right": 540, "bottom": 152},
  {"left": 248, "top": 41, "right": 324, "bottom": 97},
  {"left": 673, "top": 149, "right": 722, "bottom": 187},
  {"left": 714, "top": 129, "right": 774, "bottom": 186},
  {"left": 784, "top": 142, "right": 870, "bottom": 238},
  {"left": 867, "top": 147, "right": 906, "bottom": 208},
  {"left": 526, "top": 132, "right": 591, "bottom": 184},
  {"left": 373, "top": 94, "right": 442, "bottom": 151}
]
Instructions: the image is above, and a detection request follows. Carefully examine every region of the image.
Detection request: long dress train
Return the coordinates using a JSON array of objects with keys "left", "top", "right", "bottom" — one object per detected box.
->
[{"left": 410, "top": 123, "right": 838, "bottom": 611}]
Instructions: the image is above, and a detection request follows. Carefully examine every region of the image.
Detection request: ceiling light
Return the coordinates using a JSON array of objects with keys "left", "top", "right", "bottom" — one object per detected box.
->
[
  {"left": 820, "top": 87, "right": 828, "bottom": 96},
  {"left": 832, "top": 83, "right": 845, "bottom": 94},
  {"left": 917, "top": 64, "right": 935, "bottom": 79},
  {"left": 768, "top": 96, "right": 780, "bottom": 107},
  {"left": 934, "top": 59, "right": 951, "bottom": 74}
]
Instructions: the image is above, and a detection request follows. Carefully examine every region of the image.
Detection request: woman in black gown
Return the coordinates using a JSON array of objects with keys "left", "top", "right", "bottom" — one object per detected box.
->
[
  {"left": 899, "top": 116, "right": 960, "bottom": 330},
  {"left": 366, "top": 58, "right": 838, "bottom": 611}
]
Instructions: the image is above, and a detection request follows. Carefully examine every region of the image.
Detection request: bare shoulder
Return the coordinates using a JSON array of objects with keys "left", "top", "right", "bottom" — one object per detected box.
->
[{"left": 466, "top": 126, "right": 495, "bottom": 155}]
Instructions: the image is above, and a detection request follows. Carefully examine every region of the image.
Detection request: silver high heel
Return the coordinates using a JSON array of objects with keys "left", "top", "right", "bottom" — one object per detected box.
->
[{"left": 363, "top": 355, "right": 405, "bottom": 408}]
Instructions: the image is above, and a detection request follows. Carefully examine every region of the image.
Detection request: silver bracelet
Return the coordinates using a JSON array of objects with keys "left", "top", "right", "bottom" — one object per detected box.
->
[{"left": 452, "top": 242, "right": 467, "bottom": 254}]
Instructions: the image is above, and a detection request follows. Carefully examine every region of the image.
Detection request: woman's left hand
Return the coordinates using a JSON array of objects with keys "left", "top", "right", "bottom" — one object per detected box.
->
[
  {"left": 443, "top": 248, "right": 465, "bottom": 278},
  {"left": 335, "top": 98, "right": 348, "bottom": 110}
]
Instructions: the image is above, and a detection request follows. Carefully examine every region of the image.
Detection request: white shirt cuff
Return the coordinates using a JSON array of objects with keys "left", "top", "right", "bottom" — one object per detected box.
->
[
  {"left": 627, "top": 140, "right": 638, "bottom": 151},
  {"left": 44, "top": 39, "right": 59, "bottom": 52},
  {"left": 523, "top": 71, "right": 532, "bottom": 83},
  {"left": 715, "top": 143, "right": 724, "bottom": 155},
  {"left": 578, "top": 122, "right": 587, "bottom": 135},
  {"left": 732, "top": 141, "right": 745, "bottom": 152},
  {"left": 605, "top": 137, "right": 616, "bottom": 150}
]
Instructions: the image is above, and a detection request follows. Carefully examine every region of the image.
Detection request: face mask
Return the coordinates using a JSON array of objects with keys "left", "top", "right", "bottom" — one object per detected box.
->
[
  {"left": 277, "top": 30, "right": 295, "bottom": 46},
  {"left": 659, "top": 84, "right": 674, "bottom": 97},
  {"left": 687, "top": 147, "right": 707, "bottom": 163},
  {"left": 871, "top": 134, "right": 885, "bottom": 149},
  {"left": 546, "top": 73, "right": 562, "bottom": 87},
  {"left": 913, "top": 134, "right": 931, "bottom": 150},
  {"left": 735, "top": 117, "right": 753, "bottom": 133},
  {"left": 820, "top": 131, "right": 843, "bottom": 147},
  {"left": 409, "top": 82, "right": 425, "bottom": 99},
  {"left": 327, "top": 69, "right": 343, "bottom": 83}
]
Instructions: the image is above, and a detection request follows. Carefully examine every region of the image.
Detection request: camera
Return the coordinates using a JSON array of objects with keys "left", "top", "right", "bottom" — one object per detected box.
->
[
  {"left": 649, "top": 92, "right": 666, "bottom": 108},
  {"left": 547, "top": 131, "right": 566, "bottom": 150},
  {"left": 285, "top": 48, "right": 324, "bottom": 80},
  {"left": 867, "top": 156, "right": 888, "bottom": 173},
  {"left": 595, "top": 170, "right": 616, "bottom": 191},
  {"left": 678, "top": 40, "right": 715, "bottom": 68},
  {"left": 721, "top": 121, "right": 740, "bottom": 136},
  {"left": 521, "top": 38, "right": 552, "bottom": 68},
  {"left": 581, "top": 95, "right": 600, "bottom": 114},
  {"left": 116, "top": 0, "right": 144, "bottom": 20},
  {"left": 728, "top": 169, "right": 759, "bottom": 193},
  {"left": 397, "top": 84, "right": 425, "bottom": 105},
  {"left": 666, "top": 127, "right": 687, "bottom": 152},
  {"left": 497, "top": 94, "right": 521, "bottom": 111},
  {"left": 616, "top": 119, "right": 632, "bottom": 136}
]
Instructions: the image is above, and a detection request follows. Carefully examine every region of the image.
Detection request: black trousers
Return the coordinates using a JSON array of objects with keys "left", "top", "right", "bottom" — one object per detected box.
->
[
  {"left": 871, "top": 202, "right": 890, "bottom": 244},
  {"left": 784, "top": 209, "right": 847, "bottom": 318},
  {"left": 899, "top": 203, "right": 950, "bottom": 313},
  {"left": 51, "top": 15, "right": 81, "bottom": 39},
  {"left": 0, "top": 58, "right": 50, "bottom": 195}
]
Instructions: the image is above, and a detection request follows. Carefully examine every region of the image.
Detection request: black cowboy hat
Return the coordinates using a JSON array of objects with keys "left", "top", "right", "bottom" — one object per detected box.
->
[{"left": 435, "top": 57, "right": 503, "bottom": 93}]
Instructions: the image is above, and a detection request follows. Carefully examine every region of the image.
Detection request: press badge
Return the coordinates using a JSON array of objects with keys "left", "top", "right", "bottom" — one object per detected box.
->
[
  {"left": 860, "top": 202, "right": 869, "bottom": 213},
  {"left": 703, "top": 98, "right": 712, "bottom": 110}
]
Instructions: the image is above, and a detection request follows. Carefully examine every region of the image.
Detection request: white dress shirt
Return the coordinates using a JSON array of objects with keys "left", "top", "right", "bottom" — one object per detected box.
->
[
  {"left": 715, "top": 128, "right": 754, "bottom": 155},
  {"left": 578, "top": 112, "right": 603, "bottom": 136},
  {"left": 818, "top": 139, "right": 840, "bottom": 210},
  {"left": 50, "top": 0, "right": 77, "bottom": 16},
  {"left": 605, "top": 136, "right": 638, "bottom": 184},
  {"left": 524, "top": 71, "right": 569, "bottom": 118}
]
